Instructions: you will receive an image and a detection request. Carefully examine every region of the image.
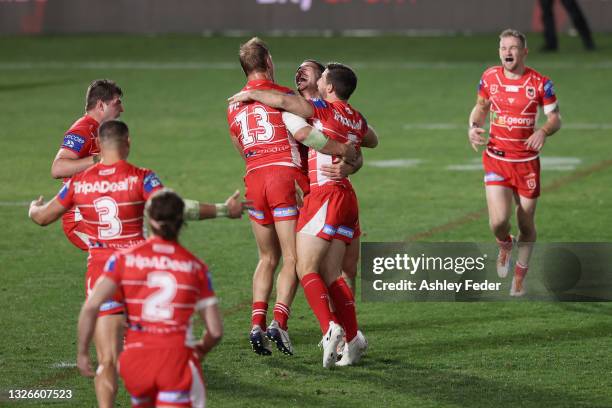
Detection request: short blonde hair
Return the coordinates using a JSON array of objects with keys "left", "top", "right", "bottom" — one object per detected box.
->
[
  {"left": 499, "top": 29, "right": 527, "bottom": 48},
  {"left": 239, "top": 37, "right": 270, "bottom": 76}
]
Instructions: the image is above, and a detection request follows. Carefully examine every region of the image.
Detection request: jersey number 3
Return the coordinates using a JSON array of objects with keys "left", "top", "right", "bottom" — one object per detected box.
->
[
  {"left": 94, "top": 197, "right": 122, "bottom": 239},
  {"left": 235, "top": 106, "right": 274, "bottom": 147}
]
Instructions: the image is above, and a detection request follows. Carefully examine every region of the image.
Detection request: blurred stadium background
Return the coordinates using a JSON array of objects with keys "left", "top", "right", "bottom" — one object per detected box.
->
[{"left": 1, "top": 0, "right": 611, "bottom": 407}]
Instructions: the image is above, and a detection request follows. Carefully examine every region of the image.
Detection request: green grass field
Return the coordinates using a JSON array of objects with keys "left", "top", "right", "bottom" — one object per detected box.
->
[{"left": 1, "top": 34, "right": 611, "bottom": 407}]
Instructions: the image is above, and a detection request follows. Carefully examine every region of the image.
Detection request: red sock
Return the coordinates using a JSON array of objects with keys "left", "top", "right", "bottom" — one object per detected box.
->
[
  {"left": 251, "top": 301, "right": 268, "bottom": 329},
  {"left": 301, "top": 273, "right": 334, "bottom": 334},
  {"left": 273, "top": 302, "right": 290, "bottom": 330},
  {"left": 515, "top": 262, "right": 528, "bottom": 279},
  {"left": 328, "top": 277, "right": 358, "bottom": 342},
  {"left": 496, "top": 235, "right": 513, "bottom": 250}
]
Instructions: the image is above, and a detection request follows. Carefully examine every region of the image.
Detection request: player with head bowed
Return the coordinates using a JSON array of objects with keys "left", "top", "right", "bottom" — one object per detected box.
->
[
  {"left": 29, "top": 120, "right": 246, "bottom": 407},
  {"left": 467, "top": 29, "right": 561, "bottom": 296},
  {"left": 229, "top": 62, "right": 378, "bottom": 367},
  {"left": 51, "top": 79, "right": 125, "bottom": 251},
  {"left": 227, "top": 38, "right": 356, "bottom": 357},
  {"left": 77, "top": 189, "right": 222, "bottom": 408}
]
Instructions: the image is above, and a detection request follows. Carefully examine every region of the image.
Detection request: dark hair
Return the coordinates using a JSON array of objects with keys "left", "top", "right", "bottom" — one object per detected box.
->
[
  {"left": 324, "top": 63, "right": 358, "bottom": 100},
  {"left": 98, "top": 120, "right": 129, "bottom": 145},
  {"left": 85, "top": 79, "right": 122, "bottom": 111},
  {"left": 239, "top": 37, "right": 270, "bottom": 76},
  {"left": 499, "top": 28, "right": 527, "bottom": 48},
  {"left": 145, "top": 189, "right": 185, "bottom": 241},
  {"left": 302, "top": 59, "right": 325, "bottom": 76}
]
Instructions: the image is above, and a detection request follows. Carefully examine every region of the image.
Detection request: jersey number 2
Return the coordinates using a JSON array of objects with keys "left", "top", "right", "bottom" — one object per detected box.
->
[
  {"left": 235, "top": 107, "right": 274, "bottom": 147},
  {"left": 143, "top": 272, "right": 177, "bottom": 321}
]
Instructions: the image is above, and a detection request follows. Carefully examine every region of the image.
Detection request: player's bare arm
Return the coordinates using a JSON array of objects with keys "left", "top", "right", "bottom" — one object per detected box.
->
[
  {"left": 76, "top": 277, "right": 118, "bottom": 377},
  {"left": 468, "top": 96, "right": 491, "bottom": 152},
  {"left": 28, "top": 196, "right": 68, "bottom": 226},
  {"left": 194, "top": 303, "right": 223, "bottom": 359},
  {"left": 320, "top": 152, "right": 363, "bottom": 181},
  {"left": 184, "top": 190, "right": 252, "bottom": 220},
  {"left": 229, "top": 133, "right": 247, "bottom": 160},
  {"left": 282, "top": 111, "right": 357, "bottom": 163},
  {"left": 525, "top": 105, "right": 562, "bottom": 151},
  {"left": 51, "top": 148, "right": 98, "bottom": 179},
  {"left": 229, "top": 90, "right": 314, "bottom": 119},
  {"left": 362, "top": 125, "right": 379, "bottom": 148}
]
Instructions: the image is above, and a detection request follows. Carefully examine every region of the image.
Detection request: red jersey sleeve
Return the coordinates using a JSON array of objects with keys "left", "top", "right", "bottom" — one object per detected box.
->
[
  {"left": 60, "top": 130, "right": 94, "bottom": 158},
  {"left": 102, "top": 252, "right": 124, "bottom": 285},
  {"left": 142, "top": 170, "right": 164, "bottom": 200},
  {"left": 55, "top": 180, "right": 75, "bottom": 208},
  {"left": 539, "top": 76, "right": 558, "bottom": 113},
  {"left": 308, "top": 98, "right": 332, "bottom": 122},
  {"left": 478, "top": 74, "right": 490, "bottom": 99},
  {"left": 194, "top": 262, "right": 218, "bottom": 311}
]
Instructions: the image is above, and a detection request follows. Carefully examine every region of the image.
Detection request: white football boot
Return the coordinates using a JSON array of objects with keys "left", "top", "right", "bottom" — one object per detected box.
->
[
  {"left": 336, "top": 330, "right": 368, "bottom": 366},
  {"left": 321, "top": 321, "right": 344, "bottom": 369}
]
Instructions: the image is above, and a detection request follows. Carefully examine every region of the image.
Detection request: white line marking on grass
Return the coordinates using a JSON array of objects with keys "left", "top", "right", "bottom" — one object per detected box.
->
[
  {"left": 446, "top": 157, "right": 582, "bottom": 171},
  {"left": 51, "top": 361, "right": 76, "bottom": 369},
  {"left": 1, "top": 61, "right": 612, "bottom": 70},
  {"left": 0, "top": 201, "right": 29, "bottom": 206},
  {"left": 404, "top": 123, "right": 612, "bottom": 131},
  {"left": 367, "top": 159, "right": 424, "bottom": 168}
]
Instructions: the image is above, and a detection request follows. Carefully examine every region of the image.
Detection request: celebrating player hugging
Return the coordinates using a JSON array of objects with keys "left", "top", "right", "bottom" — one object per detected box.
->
[{"left": 228, "top": 37, "right": 379, "bottom": 368}]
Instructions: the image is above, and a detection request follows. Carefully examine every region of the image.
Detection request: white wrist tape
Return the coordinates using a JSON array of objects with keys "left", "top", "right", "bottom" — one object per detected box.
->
[{"left": 183, "top": 199, "right": 200, "bottom": 220}]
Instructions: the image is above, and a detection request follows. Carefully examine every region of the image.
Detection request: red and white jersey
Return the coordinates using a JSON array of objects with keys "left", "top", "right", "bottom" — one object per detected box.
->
[
  {"left": 307, "top": 98, "right": 368, "bottom": 189},
  {"left": 227, "top": 79, "right": 302, "bottom": 175},
  {"left": 478, "top": 66, "right": 558, "bottom": 161},
  {"left": 103, "top": 236, "right": 217, "bottom": 349},
  {"left": 55, "top": 160, "right": 164, "bottom": 249},
  {"left": 60, "top": 115, "right": 100, "bottom": 182}
]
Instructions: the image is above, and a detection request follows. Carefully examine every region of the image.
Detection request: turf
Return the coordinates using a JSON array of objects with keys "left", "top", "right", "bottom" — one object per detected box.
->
[{"left": 0, "top": 34, "right": 611, "bottom": 407}]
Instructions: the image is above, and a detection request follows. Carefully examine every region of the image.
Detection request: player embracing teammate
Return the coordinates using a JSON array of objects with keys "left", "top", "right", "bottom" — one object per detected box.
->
[
  {"left": 230, "top": 55, "right": 378, "bottom": 367},
  {"left": 468, "top": 29, "right": 562, "bottom": 296}
]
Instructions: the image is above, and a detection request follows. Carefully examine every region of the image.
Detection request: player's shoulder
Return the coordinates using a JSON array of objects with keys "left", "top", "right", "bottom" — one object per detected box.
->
[
  {"left": 482, "top": 66, "right": 502, "bottom": 78},
  {"left": 310, "top": 97, "right": 328, "bottom": 109},
  {"left": 66, "top": 115, "right": 97, "bottom": 135},
  {"left": 176, "top": 243, "right": 208, "bottom": 270},
  {"left": 525, "top": 66, "right": 551, "bottom": 83},
  {"left": 270, "top": 83, "right": 294, "bottom": 95}
]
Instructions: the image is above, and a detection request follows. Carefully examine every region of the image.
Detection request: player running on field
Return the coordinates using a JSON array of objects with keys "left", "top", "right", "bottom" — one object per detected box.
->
[
  {"left": 467, "top": 29, "right": 561, "bottom": 296},
  {"left": 229, "top": 62, "right": 378, "bottom": 367},
  {"left": 30, "top": 120, "right": 246, "bottom": 408},
  {"left": 51, "top": 79, "right": 124, "bottom": 251},
  {"left": 227, "top": 38, "right": 356, "bottom": 357},
  {"left": 77, "top": 189, "right": 222, "bottom": 408}
]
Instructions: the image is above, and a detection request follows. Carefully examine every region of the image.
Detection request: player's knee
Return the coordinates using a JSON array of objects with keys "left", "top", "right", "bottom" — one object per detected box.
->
[
  {"left": 258, "top": 252, "right": 280, "bottom": 271},
  {"left": 342, "top": 264, "right": 357, "bottom": 280},
  {"left": 489, "top": 218, "right": 509, "bottom": 234},
  {"left": 96, "top": 358, "right": 118, "bottom": 381}
]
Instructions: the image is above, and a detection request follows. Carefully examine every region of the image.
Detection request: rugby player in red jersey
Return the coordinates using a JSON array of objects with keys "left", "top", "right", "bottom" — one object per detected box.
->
[
  {"left": 29, "top": 120, "right": 245, "bottom": 407},
  {"left": 51, "top": 79, "right": 124, "bottom": 251},
  {"left": 227, "top": 38, "right": 355, "bottom": 356},
  {"left": 468, "top": 29, "right": 561, "bottom": 296},
  {"left": 229, "top": 63, "right": 378, "bottom": 367},
  {"left": 77, "top": 190, "right": 222, "bottom": 408}
]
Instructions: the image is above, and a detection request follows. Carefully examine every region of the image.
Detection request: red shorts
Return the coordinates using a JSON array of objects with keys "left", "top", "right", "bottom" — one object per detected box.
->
[
  {"left": 62, "top": 209, "right": 89, "bottom": 251},
  {"left": 119, "top": 346, "right": 206, "bottom": 408},
  {"left": 483, "top": 151, "right": 541, "bottom": 199},
  {"left": 245, "top": 166, "right": 309, "bottom": 225},
  {"left": 297, "top": 185, "right": 359, "bottom": 244},
  {"left": 86, "top": 248, "right": 124, "bottom": 316}
]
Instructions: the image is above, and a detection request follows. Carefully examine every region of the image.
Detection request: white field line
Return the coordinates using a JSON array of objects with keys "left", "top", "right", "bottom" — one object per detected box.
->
[
  {"left": 51, "top": 361, "right": 76, "bottom": 369},
  {"left": 367, "top": 159, "right": 423, "bottom": 168},
  {"left": 446, "top": 157, "right": 582, "bottom": 171},
  {"left": 1, "top": 61, "right": 612, "bottom": 70},
  {"left": 404, "top": 123, "right": 612, "bottom": 131}
]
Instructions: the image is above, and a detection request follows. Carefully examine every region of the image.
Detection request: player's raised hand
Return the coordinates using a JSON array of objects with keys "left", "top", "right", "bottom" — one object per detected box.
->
[
  {"left": 524, "top": 129, "right": 547, "bottom": 151},
  {"left": 77, "top": 352, "right": 95, "bottom": 377},
  {"left": 228, "top": 91, "right": 253, "bottom": 104},
  {"left": 225, "top": 190, "right": 252, "bottom": 218},
  {"left": 468, "top": 127, "right": 486, "bottom": 151},
  {"left": 28, "top": 196, "right": 44, "bottom": 218},
  {"left": 321, "top": 161, "right": 355, "bottom": 180}
]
